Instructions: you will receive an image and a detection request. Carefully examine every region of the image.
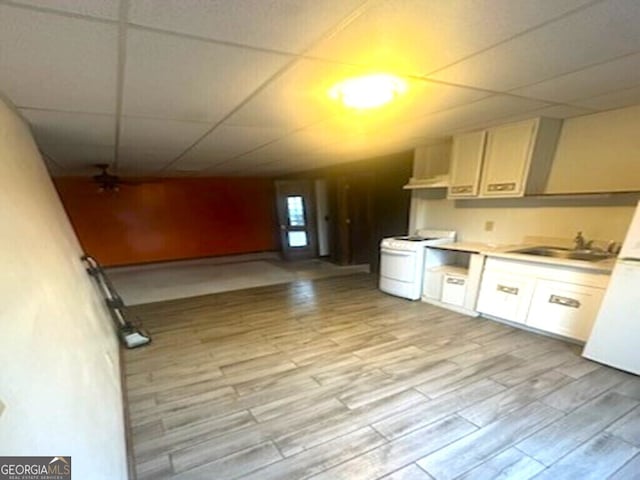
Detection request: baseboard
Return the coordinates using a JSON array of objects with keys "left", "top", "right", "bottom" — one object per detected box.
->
[
  {"left": 107, "top": 251, "right": 280, "bottom": 273},
  {"left": 480, "top": 313, "right": 585, "bottom": 346},
  {"left": 119, "top": 345, "right": 137, "bottom": 480},
  {"left": 421, "top": 297, "right": 479, "bottom": 317}
]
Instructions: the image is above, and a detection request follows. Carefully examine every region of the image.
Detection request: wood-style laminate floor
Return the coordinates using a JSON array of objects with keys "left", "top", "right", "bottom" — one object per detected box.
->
[{"left": 124, "top": 274, "right": 640, "bottom": 480}]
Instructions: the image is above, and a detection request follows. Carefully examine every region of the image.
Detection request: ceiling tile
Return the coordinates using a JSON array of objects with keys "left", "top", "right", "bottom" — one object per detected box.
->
[
  {"left": 226, "top": 60, "right": 488, "bottom": 133},
  {"left": 573, "top": 84, "right": 640, "bottom": 110},
  {"left": 158, "top": 170, "right": 198, "bottom": 177},
  {"left": 220, "top": 120, "right": 376, "bottom": 173},
  {"left": 170, "top": 163, "right": 213, "bottom": 173},
  {"left": 41, "top": 144, "right": 115, "bottom": 169},
  {"left": 524, "top": 104, "right": 595, "bottom": 119},
  {"left": 317, "top": 132, "right": 410, "bottom": 159},
  {"left": 225, "top": 59, "right": 369, "bottom": 129},
  {"left": 225, "top": 142, "right": 297, "bottom": 167},
  {"left": 265, "top": 123, "right": 350, "bottom": 154},
  {"left": 511, "top": 52, "right": 640, "bottom": 103},
  {"left": 5, "top": 0, "right": 640, "bottom": 178},
  {"left": 119, "top": 116, "right": 211, "bottom": 151},
  {"left": 394, "top": 95, "right": 551, "bottom": 137},
  {"left": 217, "top": 139, "right": 323, "bottom": 173},
  {"left": 489, "top": 104, "right": 596, "bottom": 126},
  {"left": 230, "top": 157, "right": 321, "bottom": 176},
  {"left": 122, "top": 28, "right": 292, "bottom": 122},
  {"left": 239, "top": 162, "right": 305, "bottom": 175},
  {"left": 0, "top": 5, "right": 118, "bottom": 113},
  {"left": 314, "top": 80, "right": 490, "bottom": 138},
  {"left": 116, "top": 158, "right": 172, "bottom": 175},
  {"left": 20, "top": 109, "right": 115, "bottom": 146},
  {"left": 428, "top": 0, "right": 640, "bottom": 91},
  {"left": 116, "top": 147, "right": 177, "bottom": 167},
  {"left": 405, "top": 81, "right": 490, "bottom": 116},
  {"left": 8, "top": 0, "right": 120, "bottom": 20},
  {"left": 128, "top": 0, "right": 366, "bottom": 53},
  {"left": 177, "top": 125, "right": 288, "bottom": 167},
  {"left": 309, "top": 0, "right": 593, "bottom": 76}
]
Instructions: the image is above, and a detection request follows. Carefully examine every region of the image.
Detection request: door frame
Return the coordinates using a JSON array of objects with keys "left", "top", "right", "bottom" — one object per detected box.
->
[{"left": 274, "top": 180, "right": 318, "bottom": 261}]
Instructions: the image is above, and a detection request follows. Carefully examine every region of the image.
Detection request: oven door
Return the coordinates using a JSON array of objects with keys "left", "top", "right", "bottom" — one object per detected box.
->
[
  {"left": 380, "top": 247, "right": 418, "bottom": 283},
  {"left": 379, "top": 247, "right": 422, "bottom": 299}
]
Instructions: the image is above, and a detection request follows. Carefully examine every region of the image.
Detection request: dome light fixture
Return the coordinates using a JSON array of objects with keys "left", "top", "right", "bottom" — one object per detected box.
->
[{"left": 328, "top": 73, "right": 407, "bottom": 109}]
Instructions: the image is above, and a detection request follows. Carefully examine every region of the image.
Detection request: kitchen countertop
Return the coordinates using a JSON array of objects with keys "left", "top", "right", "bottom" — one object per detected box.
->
[
  {"left": 484, "top": 247, "right": 616, "bottom": 273},
  {"left": 429, "top": 241, "right": 616, "bottom": 273},
  {"left": 428, "top": 242, "right": 514, "bottom": 254}
]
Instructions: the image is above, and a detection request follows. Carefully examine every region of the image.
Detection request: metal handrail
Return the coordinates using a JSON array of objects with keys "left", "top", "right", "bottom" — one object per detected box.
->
[{"left": 81, "top": 254, "right": 151, "bottom": 348}]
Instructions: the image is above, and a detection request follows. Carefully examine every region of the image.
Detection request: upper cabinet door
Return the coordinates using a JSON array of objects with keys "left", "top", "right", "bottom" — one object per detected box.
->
[
  {"left": 447, "top": 130, "right": 486, "bottom": 198},
  {"left": 620, "top": 201, "right": 640, "bottom": 259},
  {"left": 480, "top": 120, "right": 537, "bottom": 197}
]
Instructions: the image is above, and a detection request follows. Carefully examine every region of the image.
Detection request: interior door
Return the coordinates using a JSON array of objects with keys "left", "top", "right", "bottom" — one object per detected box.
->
[
  {"left": 275, "top": 180, "right": 318, "bottom": 261},
  {"left": 348, "top": 174, "right": 374, "bottom": 265},
  {"left": 335, "top": 174, "right": 374, "bottom": 265}
]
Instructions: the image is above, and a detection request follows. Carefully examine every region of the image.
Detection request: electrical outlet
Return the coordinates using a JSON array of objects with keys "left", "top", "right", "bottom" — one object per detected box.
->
[{"left": 485, "top": 221, "right": 495, "bottom": 232}]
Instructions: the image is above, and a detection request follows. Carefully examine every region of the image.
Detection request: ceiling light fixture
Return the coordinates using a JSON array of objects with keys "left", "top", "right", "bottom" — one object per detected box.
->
[{"left": 328, "top": 74, "right": 407, "bottom": 109}]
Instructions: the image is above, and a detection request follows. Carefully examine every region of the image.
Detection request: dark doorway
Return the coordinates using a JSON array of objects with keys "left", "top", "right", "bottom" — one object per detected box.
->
[
  {"left": 334, "top": 174, "right": 374, "bottom": 265},
  {"left": 275, "top": 180, "right": 318, "bottom": 261}
]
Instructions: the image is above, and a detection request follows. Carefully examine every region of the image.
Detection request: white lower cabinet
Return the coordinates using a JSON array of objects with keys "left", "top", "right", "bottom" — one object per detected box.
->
[
  {"left": 526, "top": 280, "right": 604, "bottom": 342},
  {"left": 477, "top": 270, "right": 535, "bottom": 324},
  {"left": 477, "top": 257, "right": 608, "bottom": 342},
  {"left": 441, "top": 272, "right": 467, "bottom": 307}
]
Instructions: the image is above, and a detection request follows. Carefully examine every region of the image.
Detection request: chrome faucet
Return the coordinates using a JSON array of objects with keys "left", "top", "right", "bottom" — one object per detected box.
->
[
  {"left": 573, "top": 231, "right": 590, "bottom": 250},
  {"left": 607, "top": 240, "right": 621, "bottom": 255}
]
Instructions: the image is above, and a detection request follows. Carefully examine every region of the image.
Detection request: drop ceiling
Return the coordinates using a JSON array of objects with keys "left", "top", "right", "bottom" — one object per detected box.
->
[{"left": 1, "top": 0, "right": 640, "bottom": 177}]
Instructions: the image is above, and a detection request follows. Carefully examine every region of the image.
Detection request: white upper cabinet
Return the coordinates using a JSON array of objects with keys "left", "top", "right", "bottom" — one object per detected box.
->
[
  {"left": 448, "top": 131, "right": 486, "bottom": 198},
  {"left": 404, "top": 141, "right": 451, "bottom": 189},
  {"left": 480, "top": 118, "right": 561, "bottom": 197},
  {"left": 448, "top": 117, "right": 562, "bottom": 199},
  {"left": 480, "top": 120, "right": 537, "bottom": 197}
]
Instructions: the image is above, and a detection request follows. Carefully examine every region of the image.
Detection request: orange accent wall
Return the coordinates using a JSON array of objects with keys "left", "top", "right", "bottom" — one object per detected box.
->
[{"left": 54, "top": 177, "right": 278, "bottom": 267}]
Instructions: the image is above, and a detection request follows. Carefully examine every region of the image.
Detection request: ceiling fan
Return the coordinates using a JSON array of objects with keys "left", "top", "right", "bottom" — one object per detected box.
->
[
  {"left": 91, "top": 164, "right": 163, "bottom": 192},
  {"left": 92, "top": 164, "right": 131, "bottom": 192}
]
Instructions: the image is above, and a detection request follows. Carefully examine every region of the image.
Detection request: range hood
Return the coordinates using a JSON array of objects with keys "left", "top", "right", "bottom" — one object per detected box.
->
[{"left": 403, "top": 141, "right": 451, "bottom": 190}]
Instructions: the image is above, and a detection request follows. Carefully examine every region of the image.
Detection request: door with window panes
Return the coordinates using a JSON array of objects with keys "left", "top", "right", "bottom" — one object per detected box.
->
[{"left": 275, "top": 180, "right": 318, "bottom": 260}]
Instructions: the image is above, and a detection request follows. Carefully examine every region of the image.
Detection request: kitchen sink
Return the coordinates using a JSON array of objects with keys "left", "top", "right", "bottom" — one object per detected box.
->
[{"left": 512, "top": 246, "right": 614, "bottom": 262}]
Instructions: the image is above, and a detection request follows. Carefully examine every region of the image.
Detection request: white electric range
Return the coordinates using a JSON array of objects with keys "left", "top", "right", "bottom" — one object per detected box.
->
[{"left": 379, "top": 229, "right": 456, "bottom": 300}]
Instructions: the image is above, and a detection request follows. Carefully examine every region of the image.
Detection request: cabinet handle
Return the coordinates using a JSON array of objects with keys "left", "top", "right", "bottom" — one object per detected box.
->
[
  {"left": 446, "top": 278, "right": 465, "bottom": 286},
  {"left": 487, "top": 182, "right": 516, "bottom": 192},
  {"left": 497, "top": 284, "right": 519, "bottom": 295},
  {"left": 450, "top": 185, "right": 473, "bottom": 194},
  {"left": 549, "top": 294, "right": 581, "bottom": 309}
]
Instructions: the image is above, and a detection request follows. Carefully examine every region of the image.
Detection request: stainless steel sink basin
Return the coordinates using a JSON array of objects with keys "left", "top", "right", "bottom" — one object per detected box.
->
[{"left": 513, "top": 246, "right": 614, "bottom": 262}]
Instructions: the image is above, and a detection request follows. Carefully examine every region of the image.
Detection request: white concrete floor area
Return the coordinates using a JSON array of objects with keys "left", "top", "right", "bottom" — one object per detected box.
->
[{"left": 107, "top": 252, "right": 369, "bottom": 305}]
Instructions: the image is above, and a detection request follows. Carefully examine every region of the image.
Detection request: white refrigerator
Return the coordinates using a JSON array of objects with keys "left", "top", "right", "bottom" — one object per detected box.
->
[{"left": 583, "top": 201, "right": 640, "bottom": 374}]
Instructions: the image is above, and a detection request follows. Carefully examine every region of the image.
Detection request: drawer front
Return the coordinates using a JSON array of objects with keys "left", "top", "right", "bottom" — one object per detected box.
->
[
  {"left": 441, "top": 274, "right": 467, "bottom": 306},
  {"left": 527, "top": 280, "right": 604, "bottom": 341},
  {"left": 477, "top": 271, "right": 535, "bottom": 323}
]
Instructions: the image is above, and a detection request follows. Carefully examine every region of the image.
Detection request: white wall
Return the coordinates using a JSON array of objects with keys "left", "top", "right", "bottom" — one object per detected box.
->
[
  {"left": 0, "top": 97, "right": 128, "bottom": 479},
  {"left": 410, "top": 104, "right": 640, "bottom": 245},
  {"left": 546, "top": 104, "right": 640, "bottom": 193},
  {"left": 410, "top": 193, "right": 635, "bottom": 245}
]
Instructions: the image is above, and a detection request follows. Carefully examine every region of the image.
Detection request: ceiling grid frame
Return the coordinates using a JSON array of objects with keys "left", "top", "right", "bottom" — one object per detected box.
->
[{"left": 0, "top": 0, "right": 638, "bottom": 176}]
